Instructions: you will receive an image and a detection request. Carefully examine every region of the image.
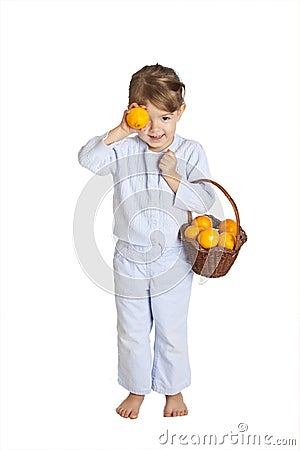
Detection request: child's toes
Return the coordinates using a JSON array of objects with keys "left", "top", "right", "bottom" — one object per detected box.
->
[
  {"left": 129, "top": 409, "right": 138, "bottom": 419},
  {"left": 116, "top": 393, "right": 144, "bottom": 419},
  {"left": 123, "top": 409, "right": 130, "bottom": 418}
]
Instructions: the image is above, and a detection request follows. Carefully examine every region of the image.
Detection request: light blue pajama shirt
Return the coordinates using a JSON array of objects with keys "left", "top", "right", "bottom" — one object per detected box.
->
[{"left": 78, "top": 132, "right": 214, "bottom": 395}]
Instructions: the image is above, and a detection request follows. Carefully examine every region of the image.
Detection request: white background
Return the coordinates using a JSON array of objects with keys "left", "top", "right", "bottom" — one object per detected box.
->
[{"left": 0, "top": 1, "right": 299, "bottom": 449}]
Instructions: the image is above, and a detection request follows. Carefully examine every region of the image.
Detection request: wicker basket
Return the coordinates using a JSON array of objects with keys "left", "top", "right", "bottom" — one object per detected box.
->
[{"left": 179, "top": 179, "right": 247, "bottom": 278}]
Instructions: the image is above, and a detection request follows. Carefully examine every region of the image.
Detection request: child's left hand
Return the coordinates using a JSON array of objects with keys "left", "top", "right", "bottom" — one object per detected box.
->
[{"left": 159, "top": 150, "right": 178, "bottom": 178}]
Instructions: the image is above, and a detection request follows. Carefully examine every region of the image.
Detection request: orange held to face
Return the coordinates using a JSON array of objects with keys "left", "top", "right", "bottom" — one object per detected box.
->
[
  {"left": 126, "top": 107, "right": 150, "bottom": 130},
  {"left": 198, "top": 228, "right": 219, "bottom": 249},
  {"left": 219, "top": 219, "right": 237, "bottom": 236},
  {"left": 218, "top": 232, "right": 236, "bottom": 250}
]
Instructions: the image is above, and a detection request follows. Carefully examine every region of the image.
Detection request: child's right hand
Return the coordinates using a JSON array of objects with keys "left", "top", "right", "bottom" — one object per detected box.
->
[
  {"left": 120, "top": 103, "right": 149, "bottom": 136},
  {"left": 104, "top": 104, "right": 148, "bottom": 146}
]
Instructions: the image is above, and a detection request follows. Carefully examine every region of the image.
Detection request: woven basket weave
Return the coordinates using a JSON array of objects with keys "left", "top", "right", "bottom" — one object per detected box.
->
[{"left": 179, "top": 179, "right": 247, "bottom": 278}]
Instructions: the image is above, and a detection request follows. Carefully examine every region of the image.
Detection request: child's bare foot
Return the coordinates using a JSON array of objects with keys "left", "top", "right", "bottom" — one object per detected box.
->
[
  {"left": 164, "top": 392, "right": 188, "bottom": 417},
  {"left": 116, "top": 393, "right": 145, "bottom": 419}
]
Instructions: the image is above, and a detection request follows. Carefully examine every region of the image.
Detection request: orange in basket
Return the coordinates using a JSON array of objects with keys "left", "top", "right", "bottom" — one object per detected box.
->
[
  {"left": 184, "top": 225, "right": 199, "bottom": 239},
  {"left": 218, "top": 232, "right": 236, "bottom": 250},
  {"left": 219, "top": 219, "right": 237, "bottom": 236},
  {"left": 192, "top": 215, "right": 212, "bottom": 230},
  {"left": 198, "top": 228, "right": 219, "bottom": 249}
]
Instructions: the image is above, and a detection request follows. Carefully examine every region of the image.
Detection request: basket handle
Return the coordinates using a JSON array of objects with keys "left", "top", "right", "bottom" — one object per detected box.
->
[{"left": 187, "top": 178, "right": 241, "bottom": 250}]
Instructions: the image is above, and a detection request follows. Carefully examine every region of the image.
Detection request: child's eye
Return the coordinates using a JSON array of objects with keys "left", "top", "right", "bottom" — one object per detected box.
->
[{"left": 162, "top": 116, "right": 171, "bottom": 121}]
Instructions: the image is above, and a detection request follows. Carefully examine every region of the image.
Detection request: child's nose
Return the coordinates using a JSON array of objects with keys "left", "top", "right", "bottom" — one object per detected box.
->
[{"left": 148, "top": 118, "right": 160, "bottom": 131}]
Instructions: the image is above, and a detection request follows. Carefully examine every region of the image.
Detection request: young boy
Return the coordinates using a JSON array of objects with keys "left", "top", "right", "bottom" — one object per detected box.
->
[{"left": 78, "top": 64, "right": 214, "bottom": 418}]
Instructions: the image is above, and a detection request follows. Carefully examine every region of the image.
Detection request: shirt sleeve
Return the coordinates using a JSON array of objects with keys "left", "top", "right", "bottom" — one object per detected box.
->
[
  {"left": 174, "top": 143, "right": 215, "bottom": 213},
  {"left": 78, "top": 132, "right": 117, "bottom": 176}
]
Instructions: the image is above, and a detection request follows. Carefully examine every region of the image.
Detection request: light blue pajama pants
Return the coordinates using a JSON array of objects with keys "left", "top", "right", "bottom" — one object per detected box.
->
[{"left": 113, "top": 239, "right": 194, "bottom": 395}]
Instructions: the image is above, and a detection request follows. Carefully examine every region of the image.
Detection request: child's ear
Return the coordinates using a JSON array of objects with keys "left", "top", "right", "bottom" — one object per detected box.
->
[{"left": 177, "top": 103, "right": 186, "bottom": 121}]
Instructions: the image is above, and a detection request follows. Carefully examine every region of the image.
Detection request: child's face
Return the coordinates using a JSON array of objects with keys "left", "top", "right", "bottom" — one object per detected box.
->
[{"left": 138, "top": 101, "right": 185, "bottom": 153}]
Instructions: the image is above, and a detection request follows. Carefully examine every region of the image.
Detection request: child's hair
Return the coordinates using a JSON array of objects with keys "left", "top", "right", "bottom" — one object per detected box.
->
[{"left": 129, "top": 64, "right": 185, "bottom": 113}]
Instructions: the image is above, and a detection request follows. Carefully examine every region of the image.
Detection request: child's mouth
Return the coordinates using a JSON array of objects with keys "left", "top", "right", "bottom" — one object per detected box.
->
[{"left": 149, "top": 134, "right": 164, "bottom": 142}]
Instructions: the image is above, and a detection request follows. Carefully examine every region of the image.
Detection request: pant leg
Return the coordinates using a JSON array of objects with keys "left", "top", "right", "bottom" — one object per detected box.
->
[
  {"left": 115, "top": 295, "right": 153, "bottom": 394},
  {"left": 150, "top": 248, "right": 194, "bottom": 395},
  {"left": 113, "top": 240, "right": 154, "bottom": 394}
]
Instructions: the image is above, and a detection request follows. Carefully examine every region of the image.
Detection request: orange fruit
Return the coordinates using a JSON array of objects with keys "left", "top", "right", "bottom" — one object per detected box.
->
[
  {"left": 126, "top": 107, "right": 149, "bottom": 129},
  {"left": 198, "top": 228, "right": 219, "bottom": 249},
  {"left": 218, "top": 232, "right": 236, "bottom": 250},
  {"left": 192, "top": 215, "right": 212, "bottom": 231},
  {"left": 184, "top": 224, "right": 199, "bottom": 239},
  {"left": 219, "top": 219, "right": 237, "bottom": 236}
]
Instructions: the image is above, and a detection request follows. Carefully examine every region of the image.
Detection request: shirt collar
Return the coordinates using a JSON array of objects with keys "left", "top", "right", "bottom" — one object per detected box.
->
[{"left": 142, "top": 133, "right": 180, "bottom": 154}]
